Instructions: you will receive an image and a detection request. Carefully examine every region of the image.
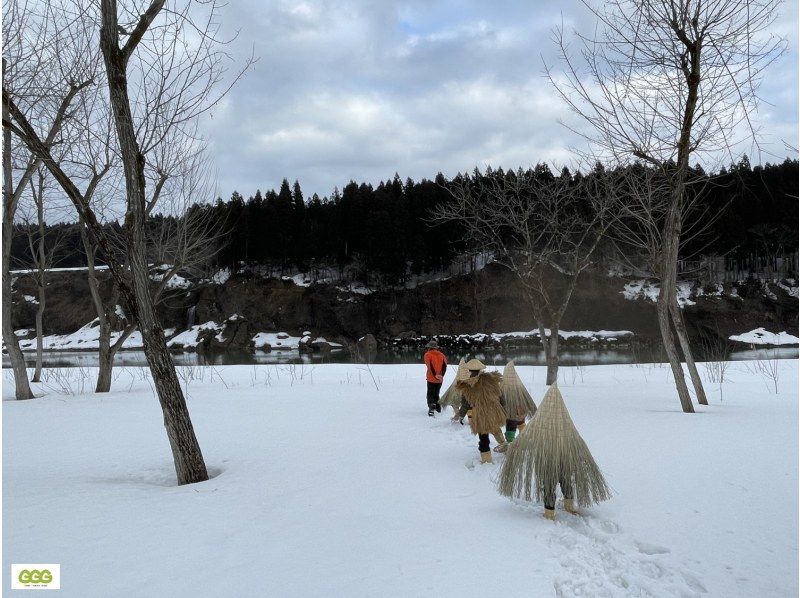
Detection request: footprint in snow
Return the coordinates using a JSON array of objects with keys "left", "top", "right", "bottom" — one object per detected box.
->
[
  {"left": 549, "top": 512, "right": 706, "bottom": 597},
  {"left": 598, "top": 520, "right": 621, "bottom": 535},
  {"left": 635, "top": 540, "right": 671, "bottom": 555}
]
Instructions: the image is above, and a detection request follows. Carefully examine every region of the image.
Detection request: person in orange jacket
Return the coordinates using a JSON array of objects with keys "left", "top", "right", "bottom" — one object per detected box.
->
[{"left": 423, "top": 340, "right": 448, "bottom": 416}]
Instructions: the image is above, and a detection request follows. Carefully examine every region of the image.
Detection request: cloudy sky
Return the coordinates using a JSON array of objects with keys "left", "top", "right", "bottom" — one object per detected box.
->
[{"left": 202, "top": 0, "right": 799, "bottom": 200}]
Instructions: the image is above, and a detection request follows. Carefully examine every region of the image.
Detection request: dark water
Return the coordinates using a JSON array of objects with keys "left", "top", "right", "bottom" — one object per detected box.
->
[{"left": 4, "top": 346, "right": 798, "bottom": 369}]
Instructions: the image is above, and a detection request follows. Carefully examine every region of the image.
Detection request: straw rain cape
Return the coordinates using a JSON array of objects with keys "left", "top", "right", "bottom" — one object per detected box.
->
[
  {"left": 455, "top": 371, "right": 506, "bottom": 434},
  {"left": 498, "top": 384, "right": 611, "bottom": 508},
  {"left": 439, "top": 358, "right": 469, "bottom": 412},
  {"left": 501, "top": 360, "right": 537, "bottom": 420}
]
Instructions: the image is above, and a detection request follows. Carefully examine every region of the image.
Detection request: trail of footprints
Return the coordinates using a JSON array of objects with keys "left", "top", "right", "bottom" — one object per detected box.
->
[
  {"left": 549, "top": 510, "right": 707, "bottom": 597},
  {"left": 432, "top": 415, "right": 708, "bottom": 596}
]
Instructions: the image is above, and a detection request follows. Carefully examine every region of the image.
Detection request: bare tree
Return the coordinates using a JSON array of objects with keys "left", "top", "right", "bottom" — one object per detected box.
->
[
  {"left": 14, "top": 166, "right": 70, "bottom": 382},
  {"left": 698, "top": 327, "right": 731, "bottom": 401},
  {"left": 3, "top": 95, "right": 34, "bottom": 400},
  {"left": 3, "top": 0, "right": 251, "bottom": 484},
  {"left": 2, "top": 0, "right": 100, "bottom": 400},
  {"left": 432, "top": 166, "right": 615, "bottom": 384},
  {"left": 78, "top": 221, "right": 127, "bottom": 393},
  {"left": 57, "top": 81, "right": 215, "bottom": 394},
  {"left": 548, "top": 0, "right": 786, "bottom": 412},
  {"left": 610, "top": 164, "right": 727, "bottom": 406},
  {"left": 94, "top": 0, "right": 244, "bottom": 484},
  {"left": 87, "top": 145, "right": 225, "bottom": 394}
]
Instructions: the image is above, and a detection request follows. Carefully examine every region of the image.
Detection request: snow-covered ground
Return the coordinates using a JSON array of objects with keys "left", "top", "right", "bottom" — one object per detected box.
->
[
  {"left": 482, "top": 329, "right": 633, "bottom": 342},
  {"left": 11, "top": 320, "right": 342, "bottom": 354},
  {"left": 10, "top": 265, "right": 110, "bottom": 274},
  {"left": 622, "top": 279, "right": 697, "bottom": 307},
  {"left": 13, "top": 320, "right": 152, "bottom": 352},
  {"left": 3, "top": 361, "right": 797, "bottom": 597},
  {"left": 251, "top": 331, "right": 305, "bottom": 350},
  {"left": 401, "top": 329, "right": 634, "bottom": 346},
  {"left": 621, "top": 278, "right": 799, "bottom": 308},
  {"left": 729, "top": 327, "right": 800, "bottom": 346},
  {"left": 166, "top": 321, "right": 224, "bottom": 349}
]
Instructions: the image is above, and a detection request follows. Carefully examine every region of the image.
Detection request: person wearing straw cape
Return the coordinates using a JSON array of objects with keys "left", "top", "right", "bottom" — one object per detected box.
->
[
  {"left": 497, "top": 383, "right": 611, "bottom": 520},
  {"left": 500, "top": 360, "right": 537, "bottom": 443},
  {"left": 455, "top": 359, "right": 508, "bottom": 463},
  {"left": 439, "top": 357, "right": 469, "bottom": 421}
]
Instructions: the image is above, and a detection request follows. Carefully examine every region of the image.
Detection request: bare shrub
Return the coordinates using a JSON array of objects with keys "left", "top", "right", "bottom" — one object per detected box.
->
[{"left": 745, "top": 352, "right": 781, "bottom": 395}]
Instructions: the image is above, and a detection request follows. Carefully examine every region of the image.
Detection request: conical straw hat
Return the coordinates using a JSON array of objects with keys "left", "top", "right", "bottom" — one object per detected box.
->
[
  {"left": 465, "top": 358, "right": 485, "bottom": 371},
  {"left": 501, "top": 360, "right": 536, "bottom": 420},
  {"left": 455, "top": 357, "right": 471, "bottom": 381},
  {"left": 497, "top": 383, "right": 611, "bottom": 508},
  {"left": 439, "top": 358, "right": 468, "bottom": 410}
]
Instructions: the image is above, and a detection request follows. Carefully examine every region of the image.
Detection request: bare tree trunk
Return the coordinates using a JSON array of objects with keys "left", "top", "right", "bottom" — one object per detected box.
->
[
  {"left": 660, "top": 33, "right": 701, "bottom": 414},
  {"left": 81, "top": 224, "right": 122, "bottom": 393},
  {"left": 546, "top": 326, "right": 560, "bottom": 385},
  {"left": 100, "top": 0, "right": 207, "bottom": 484},
  {"left": 2, "top": 100, "right": 34, "bottom": 400},
  {"left": 670, "top": 298, "right": 708, "bottom": 406},
  {"left": 33, "top": 284, "right": 44, "bottom": 382},
  {"left": 658, "top": 206, "right": 695, "bottom": 413},
  {"left": 657, "top": 300, "right": 694, "bottom": 412},
  {"left": 535, "top": 319, "right": 559, "bottom": 385},
  {"left": 92, "top": 290, "right": 115, "bottom": 392},
  {"left": 471, "top": 259, "right": 480, "bottom": 331},
  {"left": 96, "top": 324, "right": 135, "bottom": 393},
  {"left": 32, "top": 187, "right": 46, "bottom": 382},
  {"left": 96, "top": 326, "right": 114, "bottom": 392}
]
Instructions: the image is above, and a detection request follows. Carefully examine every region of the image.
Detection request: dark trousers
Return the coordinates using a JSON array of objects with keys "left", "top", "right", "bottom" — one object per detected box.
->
[
  {"left": 426, "top": 382, "right": 442, "bottom": 407},
  {"left": 543, "top": 477, "right": 574, "bottom": 510},
  {"left": 478, "top": 434, "right": 490, "bottom": 453}
]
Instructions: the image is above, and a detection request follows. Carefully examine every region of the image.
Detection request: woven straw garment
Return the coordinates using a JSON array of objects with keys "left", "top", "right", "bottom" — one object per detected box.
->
[
  {"left": 456, "top": 371, "right": 506, "bottom": 434},
  {"left": 501, "top": 360, "right": 537, "bottom": 420},
  {"left": 439, "top": 358, "right": 469, "bottom": 411},
  {"left": 498, "top": 383, "right": 611, "bottom": 508}
]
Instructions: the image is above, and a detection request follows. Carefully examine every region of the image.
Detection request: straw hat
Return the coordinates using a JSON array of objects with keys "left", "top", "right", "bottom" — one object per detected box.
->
[
  {"left": 465, "top": 358, "right": 486, "bottom": 371},
  {"left": 425, "top": 340, "right": 439, "bottom": 349}
]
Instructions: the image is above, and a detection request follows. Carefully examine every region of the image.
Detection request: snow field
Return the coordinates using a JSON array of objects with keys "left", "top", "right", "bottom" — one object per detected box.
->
[{"left": 3, "top": 361, "right": 798, "bottom": 597}]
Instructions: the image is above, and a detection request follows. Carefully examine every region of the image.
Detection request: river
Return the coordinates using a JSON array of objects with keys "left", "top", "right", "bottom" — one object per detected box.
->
[{"left": 4, "top": 346, "right": 798, "bottom": 368}]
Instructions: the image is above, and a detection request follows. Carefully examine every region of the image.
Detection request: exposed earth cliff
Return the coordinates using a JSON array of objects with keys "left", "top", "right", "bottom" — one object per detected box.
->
[{"left": 9, "top": 264, "right": 799, "bottom": 354}]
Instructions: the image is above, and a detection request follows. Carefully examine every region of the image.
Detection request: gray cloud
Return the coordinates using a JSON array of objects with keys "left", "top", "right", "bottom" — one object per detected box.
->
[{"left": 201, "top": 0, "right": 799, "bottom": 200}]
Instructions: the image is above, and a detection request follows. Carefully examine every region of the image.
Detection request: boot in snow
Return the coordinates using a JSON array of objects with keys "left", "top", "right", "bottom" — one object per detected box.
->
[
  {"left": 491, "top": 429, "right": 508, "bottom": 452},
  {"left": 480, "top": 451, "right": 493, "bottom": 464},
  {"left": 493, "top": 442, "right": 508, "bottom": 453},
  {"left": 563, "top": 499, "right": 579, "bottom": 515},
  {"left": 543, "top": 508, "right": 556, "bottom": 521}
]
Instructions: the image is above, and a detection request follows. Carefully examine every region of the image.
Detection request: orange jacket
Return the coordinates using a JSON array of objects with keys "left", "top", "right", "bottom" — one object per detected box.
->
[{"left": 424, "top": 349, "right": 448, "bottom": 383}]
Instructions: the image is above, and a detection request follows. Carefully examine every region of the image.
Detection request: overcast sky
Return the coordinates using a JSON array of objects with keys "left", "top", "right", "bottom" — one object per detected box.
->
[{"left": 201, "top": 0, "right": 799, "bottom": 200}]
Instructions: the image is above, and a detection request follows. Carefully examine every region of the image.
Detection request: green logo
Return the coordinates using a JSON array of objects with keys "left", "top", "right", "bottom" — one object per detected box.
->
[{"left": 18, "top": 569, "right": 53, "bottom": 585}]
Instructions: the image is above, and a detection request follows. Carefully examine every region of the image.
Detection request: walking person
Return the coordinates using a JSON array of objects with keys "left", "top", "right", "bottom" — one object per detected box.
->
[
  {"left": 423, "top": 340, "right": 448, "bottom": 416},
  {"left": 497, "top": 383, "right": 611, "bottom": 520},
  {"left": 501, "top": 360, "right": 537, "bottom": 442},
  {"left": 456, "top": 359, "right": 508, "bottom": 463},
  {"left": 440, "top": 357, "right": 469, "bottom": 421}
]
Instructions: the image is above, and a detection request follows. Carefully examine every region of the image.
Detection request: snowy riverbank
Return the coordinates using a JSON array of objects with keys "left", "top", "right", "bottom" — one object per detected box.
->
[{"left": 3, "top": 361, "right": 797, "bottom": 597}]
